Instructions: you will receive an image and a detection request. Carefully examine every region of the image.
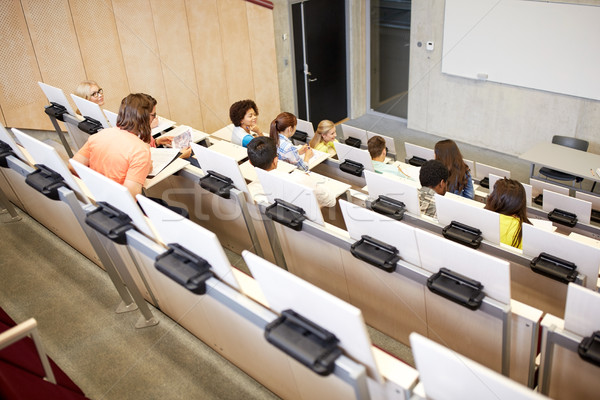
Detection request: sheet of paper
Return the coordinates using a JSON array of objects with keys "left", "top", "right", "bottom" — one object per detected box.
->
[
  {"left": 530, "top": 218, "right": 556, "bottom": 232},
  {"left": 292, "top": 170, "right": 351, "bottom": 199},
  {"left": 149, "top": 148, "right": 180, "bottom": 177},
  {"left": 172, "top": 129, "right": 191, "bottom": 150},
  {"left": 295, "top": 146, "right": 330, "bottom": 169},
  {"left": 158, "top": 124, "right": 208, "bottom": 146},
  {"left": 392, "top": 161, "right": 421, "bottom": 181}
]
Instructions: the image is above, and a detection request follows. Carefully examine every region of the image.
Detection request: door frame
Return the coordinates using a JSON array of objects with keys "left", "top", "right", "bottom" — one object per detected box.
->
[
  {"left": 288, "top": 0, "right": 351, "bottom": 123},
  {"left": 366, "top": 0, "right": 410, "bottom": 122}
]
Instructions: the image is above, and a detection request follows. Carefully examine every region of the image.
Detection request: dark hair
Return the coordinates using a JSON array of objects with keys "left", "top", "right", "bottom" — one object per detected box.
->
[
  {"left": 434, "top": 139, "right": 469, "bottom": 194},
  {"left": 247, "top": 136, "right": 277, "bottom": 170},
  {"left": 419, "top": 160, "right": 449, "bottom": 188},
  {"left": 269, "top": 112, "right": 297, "bottom": 146},
  {"left": 367, "top": 136, "right": 386, "bottom": 159},
  {"left": 116, "top": 93, "right": 156, "bottom": 143},
  {"left": 485, "top": 178, "right": 531, "bottom": 248},
  {"left": 229, "top": 99, "right": 258, "bottom": 127}
]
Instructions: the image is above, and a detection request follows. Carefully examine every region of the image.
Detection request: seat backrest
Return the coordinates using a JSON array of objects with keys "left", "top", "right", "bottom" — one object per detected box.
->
[{"left": 552, "top": 135, "right": 588, "bottom": 151}]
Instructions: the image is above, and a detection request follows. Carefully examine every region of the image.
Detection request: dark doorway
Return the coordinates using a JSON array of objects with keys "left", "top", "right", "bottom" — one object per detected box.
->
[
  {"left": 292, "top": 0, "right": 348, "bottom": 125},
  {"left": 370, "top": 0, "right": 411, "bottom": 119}
]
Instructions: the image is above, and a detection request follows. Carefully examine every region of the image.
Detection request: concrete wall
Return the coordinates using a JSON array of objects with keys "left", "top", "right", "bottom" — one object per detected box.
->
[
  {"left": 407, "top": 0, "right": 600, "bottom": 155},
  {"left": 272, "top": 0, "right": 296, "bottom": 114}
]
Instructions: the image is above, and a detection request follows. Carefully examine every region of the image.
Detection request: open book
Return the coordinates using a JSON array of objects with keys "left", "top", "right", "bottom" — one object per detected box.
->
[{"left": 148, "top": 148, "right": 180, "bottom": 177}]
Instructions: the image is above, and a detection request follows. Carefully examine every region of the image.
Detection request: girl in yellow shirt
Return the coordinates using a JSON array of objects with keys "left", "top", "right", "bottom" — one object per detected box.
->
[
  {"left": 309, "top": 120, "right": 338, "bottom": 157},
  {"left": 485, "top": 178, "right": 530, "bottom": 249}
]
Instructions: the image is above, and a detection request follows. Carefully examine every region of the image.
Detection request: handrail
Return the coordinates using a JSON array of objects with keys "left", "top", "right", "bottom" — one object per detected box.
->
[
  {"left": 0, "top": 318, "right": 56, "bottom": 384},
  {"left": 246, "top": 0, "right": 274, "bottom": 10}
]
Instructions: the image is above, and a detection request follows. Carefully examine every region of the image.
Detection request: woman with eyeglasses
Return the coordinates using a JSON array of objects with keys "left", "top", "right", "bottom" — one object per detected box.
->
[{"left": 75, "top": 81, "right": 105, "bottom": 106}]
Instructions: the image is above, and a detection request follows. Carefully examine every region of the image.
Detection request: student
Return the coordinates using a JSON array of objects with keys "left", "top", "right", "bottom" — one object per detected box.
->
[
  {"left": 270, "top": 112, "right": 312, "bottom": 172},
  {"left": 75, "top": 80, "right": 104, "bottom": 107},
  {"left": 247, "top": 136, "right": 335, "bottom": 208},
  {"left": 418, "top": 160, "right": 449, "bottom": 219},
  {"left": 71, "top": 93, "right": 189, "bottom": 217},
  {"left": 434, "top": 139, "right": 474, "bottom": 199},
  {"left": 144, "top": 94, "right": 192, "bottom": 159},
  {"left": 229, "top": 99, "right": 262, "bottom": 147},
  {"left": 71, "top": 93, "right": 154, "bottom": 197},
  {"left": 367, "top": 136, "right": 410, "bottom": 179},
  {"left": 485, "top": 178, "right": 530, "bottom": 249},
  {"left": 309, "top": 120, "right": 338, "bottom": 157}
]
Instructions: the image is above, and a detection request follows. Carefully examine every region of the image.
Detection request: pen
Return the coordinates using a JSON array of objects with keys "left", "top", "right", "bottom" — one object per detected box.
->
[{"left": 591, "top": 169, "right": 596, "bottom": 177}]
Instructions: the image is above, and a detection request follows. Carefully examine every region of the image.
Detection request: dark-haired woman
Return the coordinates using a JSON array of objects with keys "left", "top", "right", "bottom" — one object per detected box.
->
[
  {"left": 229, "top": 99, "right": 262, "bottom": 147},
  {"left": 485, "top": 178, "right": 531, "bottom": 249},
  {"left": 434, "top": 139, "right": 474, "bottom": 199},
  {"left": 71, "top": 93, "right": 156, "bottom": 197},
  {"left": 270, "top": 112, "right": 312, "bottom": 171}
]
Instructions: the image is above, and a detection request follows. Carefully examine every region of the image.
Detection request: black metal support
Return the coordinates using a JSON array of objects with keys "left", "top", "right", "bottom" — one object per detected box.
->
[
  {"left": 442, "top": 220, "right": 483, "bottom": 249},
  {"left": 265, "top": 309, "right": 342, "bottom": 376},
  {"left": 427, "top": 268, "right": 485, "bottom": 310}
]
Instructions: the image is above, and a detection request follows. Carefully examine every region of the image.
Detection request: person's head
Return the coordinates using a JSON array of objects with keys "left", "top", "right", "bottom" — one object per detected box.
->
[
  {"left": 116, "top": 93, "right": 157, "bottom": 143},
  {"left": 309, "top": 120, "right": 336, "bottom": 148},
  {"left": 367, "top": 136, "right": 387, "bottom": 161},
  {"left": 485, "top": 178, "right": 530, "bottom": 247},
  {"left": 229, "top": 100, "right": 259, "bottom": 129},
  {"left": 419, "top": 160, "right": 449, "bottom": 195},
  {"left": 434, "top": 139, "right": 469, "bottom": 193},
  {"left": 75, "top": 81, "right": 104, "bottom": 106},
  {"left": 247, "top": 136, "right": 278, "bottom": 171},
  {"left": 269, "top": 112, "right": 297, "bottom": 146}
]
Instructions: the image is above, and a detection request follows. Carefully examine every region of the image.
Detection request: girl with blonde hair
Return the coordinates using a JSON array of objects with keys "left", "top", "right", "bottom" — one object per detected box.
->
[{"left": 309, "top": 120, "right": 338, "bottom": 156}]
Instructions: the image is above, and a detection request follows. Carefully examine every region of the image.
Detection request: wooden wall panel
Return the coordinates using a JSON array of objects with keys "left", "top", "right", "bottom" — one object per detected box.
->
[
  {"left": 218, "top": 0, "right": 256, "bottom": 107},
  {"left": 0, "top": 0, "right": 50, "bottom": 130},
  {"left": 0, "top": 105, "right": 6, "bottom": 127},
  {"left": 111, "top": 0, "right": 170, "bottom": 119},
  {"left": 246, "top": 3, "right": 280, "bottom": 123},
  {"left": 150, "top": 0, "right": 203, "bottom": 130},
  {"left": 186, "top": 1, "right": 231, "bottom": 132},
  {"left": 0, "top": 0, "right": 280, "bottom": 133},
  {"left": 69, "top": 0, "right": 130, "bottom": 113},
  {"left": 21, "top": 0, "right": 86, "bottom": 111}
]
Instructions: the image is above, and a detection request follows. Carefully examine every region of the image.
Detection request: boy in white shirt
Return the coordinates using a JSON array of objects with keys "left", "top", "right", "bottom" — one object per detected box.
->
[{"left": 247, "top": 137, "right": 336, "bottom": 208}]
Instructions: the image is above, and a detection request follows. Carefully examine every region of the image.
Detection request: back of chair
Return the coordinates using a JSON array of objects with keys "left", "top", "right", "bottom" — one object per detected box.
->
[{"left": 552, "top": 135, "right": 589, "bottom": 151}]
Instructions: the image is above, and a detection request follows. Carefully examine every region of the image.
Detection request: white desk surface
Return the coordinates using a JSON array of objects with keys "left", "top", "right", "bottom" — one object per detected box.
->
[
  {"left": 207, "top": 140, "right": 248, "bottom": 162},
  {"left": 410, "top": 333, "right": 546, "bottom": 400},
  {"left": 243, "top": 251, "right": 382, "bottom": 382},
  {"left": 564, "top": 283, "right": 600, "bottom": 338},
  {"left": 70, "top": 95, "right": 110, "bottom": 129},
  {"left": 293, "top": 170, "right": 351, "bottom": 199},
  {"left": 144, "top": 158, "right": 189, "bottom": 190},
  {"left": 211, "top": 124, "right": 234, "bottom": 141},
  {"left": 151, "top": 116, "right": 176, "bottom": 136},
  {"left": 520, "top": 142, "right": 600, "bottom": 182},
  {"left": 103, "top": 109, "right": 117, "bottom": 127},
  {"left": 239, "top": 159, "right": 297, "bottom": 182}
]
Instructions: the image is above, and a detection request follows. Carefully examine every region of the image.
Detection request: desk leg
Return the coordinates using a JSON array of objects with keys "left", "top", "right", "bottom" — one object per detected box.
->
[
  {"left": 0, "top": 185, "right": 21, "bottom": 222},
  {"left": 48, "top": 115, "right": 74, "bottom": 158}
]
